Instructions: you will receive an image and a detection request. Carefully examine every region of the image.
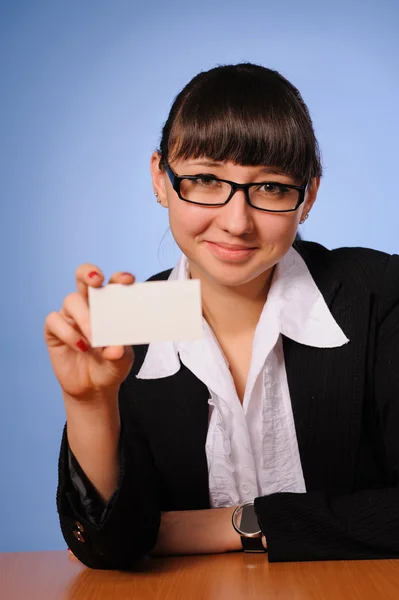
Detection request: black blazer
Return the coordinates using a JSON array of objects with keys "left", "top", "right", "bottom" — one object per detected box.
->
[{"left": 57, "top": 241, "right": 399, "bottom": 569}]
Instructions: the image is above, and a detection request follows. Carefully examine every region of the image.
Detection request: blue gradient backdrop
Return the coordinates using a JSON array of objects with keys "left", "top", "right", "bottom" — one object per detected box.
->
[{"left": 1, "top": 0, "right": 398, "bottom": 551}]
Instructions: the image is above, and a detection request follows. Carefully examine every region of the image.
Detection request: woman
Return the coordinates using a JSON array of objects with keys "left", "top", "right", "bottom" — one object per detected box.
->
[{"left": 45, "top": 63, "right": 399, "bottom": 570}]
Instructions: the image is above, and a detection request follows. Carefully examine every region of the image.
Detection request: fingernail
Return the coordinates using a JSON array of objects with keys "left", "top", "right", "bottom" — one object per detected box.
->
[
  {"left": 76, "top": 339, "right": 89, "bottom": 352},
  {"left": 88, "top": 271, "right": 100, "bottom": 279},
  {"left": 121, "top": 272, "right": 132, "bottom": 277}
]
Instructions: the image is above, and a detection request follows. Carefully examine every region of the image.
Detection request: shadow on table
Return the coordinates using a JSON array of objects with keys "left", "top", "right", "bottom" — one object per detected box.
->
[{"left": 65, "top": 555, "right": 208, "bottom": 600}]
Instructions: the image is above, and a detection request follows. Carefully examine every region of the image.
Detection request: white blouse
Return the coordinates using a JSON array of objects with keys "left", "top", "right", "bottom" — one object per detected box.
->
[{"left": 137, "top": 247, "right": 349, "bottom": 508}]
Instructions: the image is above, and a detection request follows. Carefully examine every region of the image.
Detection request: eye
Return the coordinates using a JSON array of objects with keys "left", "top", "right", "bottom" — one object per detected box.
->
[
  {"left": 257, "top": 183, "right": 289, "bottom": 194},
  {"left": 191, "top": 175, "right": 220, "bottom": 187}
]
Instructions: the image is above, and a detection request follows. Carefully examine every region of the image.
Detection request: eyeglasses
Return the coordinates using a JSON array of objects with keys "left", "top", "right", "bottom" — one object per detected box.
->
[{"left": 165, "top": 164, "right": 307, "bottom": 213}]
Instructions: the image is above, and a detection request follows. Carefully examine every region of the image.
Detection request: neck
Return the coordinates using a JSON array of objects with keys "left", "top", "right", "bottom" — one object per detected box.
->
[{"left": 189, "top": 263, "right": 275, "bottom": 337}]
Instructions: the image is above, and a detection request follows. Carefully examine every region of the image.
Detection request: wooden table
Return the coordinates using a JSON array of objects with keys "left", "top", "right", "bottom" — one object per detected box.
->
[{"left": 1, "top": 550, "right": 399, "bottom": 600}]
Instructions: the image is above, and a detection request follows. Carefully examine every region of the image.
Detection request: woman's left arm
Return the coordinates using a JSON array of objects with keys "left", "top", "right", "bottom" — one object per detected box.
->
[
  {"left": 254, "top": 254, "right": 399, "bottom": 562},
  {"left": 151, "top": 507, "right": 241, "bottom": 556},
  {"left": 152, "top": 256, "right": 399, "bottom": 562}
]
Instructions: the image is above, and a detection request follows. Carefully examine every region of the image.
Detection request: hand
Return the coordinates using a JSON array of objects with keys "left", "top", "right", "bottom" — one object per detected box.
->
[{"left": 44, "top": 264, "right": 135, "bottom": 402}]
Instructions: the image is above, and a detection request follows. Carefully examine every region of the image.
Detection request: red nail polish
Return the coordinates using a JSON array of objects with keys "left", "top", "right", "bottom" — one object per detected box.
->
[
  {"left": 88, "top": 271, "right": 100, "bottom": 279},
  {"left": 76, "top": 340, "right": 89, "bottom": 352}
]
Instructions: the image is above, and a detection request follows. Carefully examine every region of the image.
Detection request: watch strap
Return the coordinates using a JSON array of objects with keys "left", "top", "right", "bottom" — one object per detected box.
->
[{"left": 240, "top": 535, "right": 266, "bottom": 553}]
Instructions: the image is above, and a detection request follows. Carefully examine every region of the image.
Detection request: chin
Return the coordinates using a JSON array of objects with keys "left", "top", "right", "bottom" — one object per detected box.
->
[
  {"left": 195, "top": 260, "right": 268, "bottom": 288},
  {"left": 212, "top": 274, "right": 258, "bottom": 288}
]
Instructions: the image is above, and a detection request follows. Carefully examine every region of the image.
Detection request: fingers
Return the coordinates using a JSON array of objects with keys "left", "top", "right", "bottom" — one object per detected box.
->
[
  {"left": 75, "top": 264, "right": 104, "bottom": 300},
  {"left": 75, "top": 264, "right": 135, "bottom": 300},
  {"left": 45, "top": 266, "right": 136, "bottom": 357},
  {"left": 108, "top": 271, "right": 135, "bottom": 285},
  {"left": 58, "top": 266, "right": 136, "bottom": 353},
  {"left": 62, "top": 292, "right": 92, "bottom": 343},
  {"left": 102, "top": 345, "right": 130, "bottom": 361},
  {"left": 67, "top": 548, "right": 81, "bottom": 563},
  {"left": 44, "top": 311, "right": 90, "bottom": 352},
  {"left": 45, "top": 310, "right": 131, "bottom": 361}
]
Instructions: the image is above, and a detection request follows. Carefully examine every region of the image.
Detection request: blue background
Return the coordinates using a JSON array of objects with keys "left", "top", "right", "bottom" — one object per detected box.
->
[{"left": 1, "top": 0, "right": 398, "bottom": 552}]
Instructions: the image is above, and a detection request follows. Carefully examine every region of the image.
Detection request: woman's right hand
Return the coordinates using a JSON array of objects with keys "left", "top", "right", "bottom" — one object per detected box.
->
[{"left": 44, "top": 265, "right": 135, "bottom": 402}]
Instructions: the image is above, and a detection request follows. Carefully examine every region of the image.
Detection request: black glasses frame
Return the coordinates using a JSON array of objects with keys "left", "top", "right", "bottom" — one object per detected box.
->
[{"left": 165, "top": 164, "right": 308, "bottom": 213}]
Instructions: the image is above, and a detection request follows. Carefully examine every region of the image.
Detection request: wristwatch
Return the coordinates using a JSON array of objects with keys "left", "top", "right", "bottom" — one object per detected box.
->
[{"left": 232, "top": 501, "right": 267, "bottom": 553}]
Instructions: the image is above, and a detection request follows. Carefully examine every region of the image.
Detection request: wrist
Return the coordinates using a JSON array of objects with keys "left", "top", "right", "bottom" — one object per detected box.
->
[
  {"left": 64, "top": 392, "right": 120, "bottom": 455},
  {"left": 63, "top": 387, "right": 119, "bottom": 411},
  {"left": 225, "top": 506, "right": 243, "bottom": 552},
  {"left": 232, "top": 502, "right": 267, "bottom": 553},
  {"left": 63, "top": 390, "right": 120, "bottom": 428}
]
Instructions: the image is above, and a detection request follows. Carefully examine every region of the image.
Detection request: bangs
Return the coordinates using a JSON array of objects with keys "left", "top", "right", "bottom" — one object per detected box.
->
[{"left": 165, "top": 67, "right": 320, "bottom": 182}]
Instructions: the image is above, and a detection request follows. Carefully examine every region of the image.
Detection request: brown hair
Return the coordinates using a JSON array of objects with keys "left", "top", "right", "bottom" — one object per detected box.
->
[{"left": 158, "top": 63, "right": 322, "bottom": 183}]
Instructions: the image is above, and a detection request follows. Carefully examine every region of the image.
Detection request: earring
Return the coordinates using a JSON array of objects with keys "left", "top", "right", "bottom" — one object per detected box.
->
[
  {"left": 154, "top": 191, "right": 161, "bottom": 204},
  {"left": 300, "top": 213, "right": 309, "bottom": 224}
]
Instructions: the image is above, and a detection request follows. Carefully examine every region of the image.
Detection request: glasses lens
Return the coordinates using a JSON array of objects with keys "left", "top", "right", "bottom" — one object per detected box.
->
[
  {"left": 249, "top": 183, "right": 300, "bottom": 211},
  {"left": 180, "top": 177, "right": 231, "bottom": 204}
]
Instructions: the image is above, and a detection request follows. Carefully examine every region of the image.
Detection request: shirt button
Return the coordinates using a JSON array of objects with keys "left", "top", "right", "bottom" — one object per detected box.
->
[
  {"left": 73, "top": 530, "right": 85, "bottom": 543},
  {"left": 241, "top": 482, "right": 251, "bottom": 494}
]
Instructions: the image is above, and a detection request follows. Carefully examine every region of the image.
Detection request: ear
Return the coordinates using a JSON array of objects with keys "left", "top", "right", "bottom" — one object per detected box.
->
[
  {"left": 150, "top": 152, "right": 169, "bottom": 208},
  {"left": 301, "top": 176, "right": 320, "bottom": 220}
]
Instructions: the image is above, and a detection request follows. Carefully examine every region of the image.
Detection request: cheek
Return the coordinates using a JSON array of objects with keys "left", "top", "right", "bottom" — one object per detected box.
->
[
  {"left": 256, "top": 212, "right": 299, "bottom": 245},
  {"left": 168, "top": 202, "right": 212, "bottom": 244}
]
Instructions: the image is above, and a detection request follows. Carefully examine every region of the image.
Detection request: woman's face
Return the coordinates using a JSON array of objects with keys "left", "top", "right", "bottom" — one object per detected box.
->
[{"left": 151, "top": 154, "right": 319, "bottom": 288}]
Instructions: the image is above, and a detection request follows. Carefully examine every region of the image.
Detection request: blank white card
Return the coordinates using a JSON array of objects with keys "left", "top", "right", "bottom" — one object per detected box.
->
[{"left": 88, "top": 280, "right": 203, "bottom": 347}]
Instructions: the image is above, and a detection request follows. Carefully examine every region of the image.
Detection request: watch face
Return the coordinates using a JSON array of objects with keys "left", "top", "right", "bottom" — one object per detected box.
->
[{"left": 240, "top": 505, "right": 261, "bottom": 535}]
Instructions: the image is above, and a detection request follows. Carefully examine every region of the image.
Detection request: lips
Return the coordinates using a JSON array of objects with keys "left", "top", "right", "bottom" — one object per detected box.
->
[
  {"left": 204, "top": 241, "right": 257, "bottom": 262},
  {"left": 210, "top": 242, "right": 256, "bottom": 250}
]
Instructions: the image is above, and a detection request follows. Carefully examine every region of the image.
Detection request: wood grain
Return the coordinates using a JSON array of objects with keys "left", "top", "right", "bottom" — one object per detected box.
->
[{"left": 1, "top": 551, "right": 399, "bottom": 600}]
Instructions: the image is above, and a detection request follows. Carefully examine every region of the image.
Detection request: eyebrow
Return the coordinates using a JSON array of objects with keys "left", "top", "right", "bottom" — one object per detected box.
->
[{"left": 185, "top": 161, "right": 287, "bottom": 176}]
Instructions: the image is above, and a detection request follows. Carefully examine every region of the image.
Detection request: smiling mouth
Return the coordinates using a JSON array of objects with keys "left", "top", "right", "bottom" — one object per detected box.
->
[
  {"left": 208, "top": 242, "right": 257, "bottom": 250},
  {"left": 204, "top": 241, "right": 258, "bottom": 261}
]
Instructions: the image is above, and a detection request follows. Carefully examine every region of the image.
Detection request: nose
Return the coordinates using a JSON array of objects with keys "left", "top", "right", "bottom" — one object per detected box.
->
[{"left": 217, "top": 188, "right": 254, "bottom": 236}]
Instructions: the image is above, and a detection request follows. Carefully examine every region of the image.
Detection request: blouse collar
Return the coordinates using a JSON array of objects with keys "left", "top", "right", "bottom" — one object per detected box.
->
[{"left": 137, "top": 246, "right": 349, "bottom": 382}]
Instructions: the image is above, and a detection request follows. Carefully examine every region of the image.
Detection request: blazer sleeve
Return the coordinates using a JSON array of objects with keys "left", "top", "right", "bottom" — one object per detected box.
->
[
  {"left": 67, "top": 445, "right": 114, "bottom": 525},
  {"left": 56, "top": 375, "right": 161, "bottom": 570},
  {"left": 254, "top": 254, "right": 399, "bottom": 562}
]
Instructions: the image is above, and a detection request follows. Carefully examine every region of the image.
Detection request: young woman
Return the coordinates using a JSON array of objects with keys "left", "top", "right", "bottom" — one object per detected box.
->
[{"left": 45, "top": 63, "right": 399, "bottom": 570}]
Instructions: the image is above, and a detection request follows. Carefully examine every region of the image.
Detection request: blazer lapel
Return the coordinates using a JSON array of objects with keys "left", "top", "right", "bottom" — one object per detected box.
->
[{"left": 284, "top": 244, "right": 370, "bottom": 491}]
